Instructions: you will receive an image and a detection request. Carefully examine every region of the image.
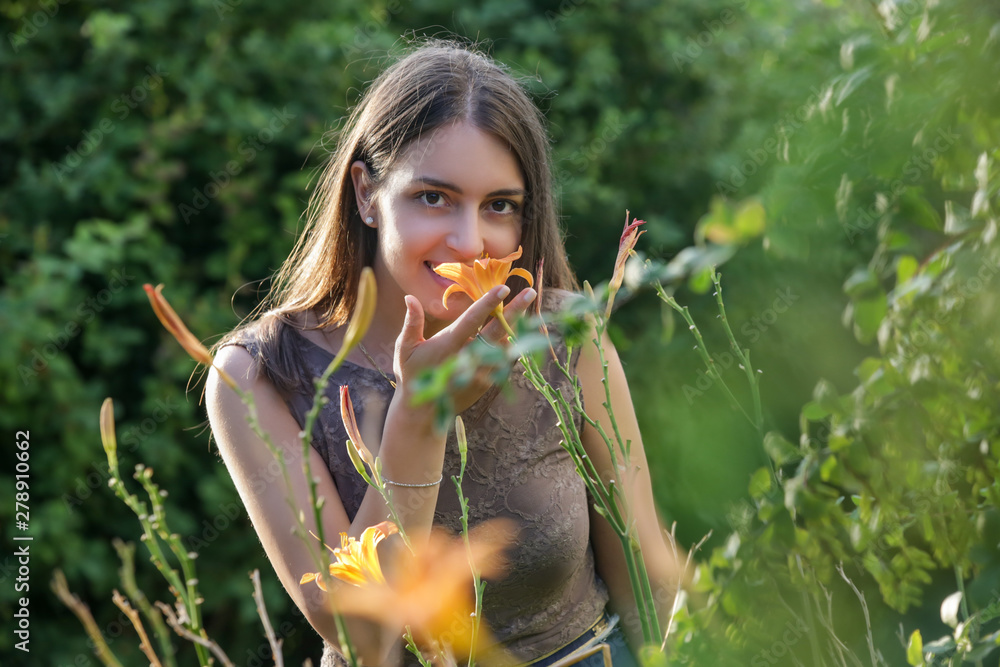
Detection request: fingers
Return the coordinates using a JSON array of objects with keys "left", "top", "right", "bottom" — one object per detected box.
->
[
  {"left": 395, "top": 295, "right": 425, "bottom": 360},
  {"left": 479, "top": 287, "right": 538, "bottom": 345},
  {"left": 440, "top": 285, "right": 511, "bottom": 347}
]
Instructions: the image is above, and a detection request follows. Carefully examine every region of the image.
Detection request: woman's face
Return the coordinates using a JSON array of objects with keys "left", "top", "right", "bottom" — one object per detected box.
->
[{"left": 356, "top": 121, "right": 525, "bottom": 335}]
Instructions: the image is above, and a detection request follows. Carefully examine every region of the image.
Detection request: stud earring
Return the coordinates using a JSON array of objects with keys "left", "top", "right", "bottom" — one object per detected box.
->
[{"left": 364, "top": 216, "right": 375, "bottom": 227}]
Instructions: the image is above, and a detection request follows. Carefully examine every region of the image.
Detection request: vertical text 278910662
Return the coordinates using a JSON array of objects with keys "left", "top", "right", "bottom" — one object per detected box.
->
[{"left": 13, "top": 430, "right": 31, "bottom": 653}]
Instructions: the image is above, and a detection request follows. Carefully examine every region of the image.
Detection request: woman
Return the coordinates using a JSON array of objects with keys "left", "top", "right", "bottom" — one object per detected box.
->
[{"left": 206, "top": 39, "right": 676, "bottom": 666}]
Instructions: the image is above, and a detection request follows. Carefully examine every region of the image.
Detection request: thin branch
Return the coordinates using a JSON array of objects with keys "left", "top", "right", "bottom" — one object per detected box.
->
[
  {"left": 52, "top": 570, "right": 127, "bottom": 667},
  {"left": 113, "top": 538, "right": 176, "bottom": 667},
  {"left": 661, "top": 523, "right": 712, "bottom": 651},
  {"left": 837, "top": 563, "right": 880, "bottom": 667},
  {"left": 112, "top": 589, "right": 163, "bottom": 667},
  {"left": 251, "top": 569, "right": 284, "bottom": 667},
  {"left": 155, "top": 600, "right": 234, "bottom": 667}
]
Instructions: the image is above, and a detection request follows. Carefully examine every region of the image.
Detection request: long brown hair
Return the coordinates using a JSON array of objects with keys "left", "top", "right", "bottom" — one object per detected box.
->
[{"left": 220, "top": 38, "right": 578, "bottom": 393}]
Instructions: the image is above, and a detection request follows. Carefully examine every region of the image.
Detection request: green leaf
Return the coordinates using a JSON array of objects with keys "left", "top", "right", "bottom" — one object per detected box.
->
[
  {"left": 764, "top": 431, "right": 801, "bottom": 466},
  {"left": 733, "top": 198, "right": 766, "bottom": 239},
  {"left": 853, "top": 292, "right": 887, "bottom": 342},
  {"left": 855, "top": 357, "right": 884, "bottom": 384},
  {"left": 812, "top": 379, "right": 841, "bottom": 414},
  {"left": 660, "top": 301, "right": 675, "bottom": 344},
  {"left": 843, "top": 267, "right": 879, "bottom": 297},
  {"left": 906, "top": 629, "right": 924, "bottom": 666},
  {"left": 965, "top": 638, "right": 1000, "bottom": 661},
  {"left": 749, "top": 466, "right": 772, "bottom": 499},
  {"left": 802, "top": 401, "right": 830, "bottom": 421},
  {"left": 688, "top": 266, "right": 713, "bottom": 294},
  {"left": 695, "top": 197, "right": 734, "bottom": 245},
  {"left": 820, "top": 455, "right": 839, "bottom": 482},
  {"left": 944, "top": 200, "right": 975, "bottom": 235},
  {"left": 896, "top": 255, "right": 919, "bottom": 286}
]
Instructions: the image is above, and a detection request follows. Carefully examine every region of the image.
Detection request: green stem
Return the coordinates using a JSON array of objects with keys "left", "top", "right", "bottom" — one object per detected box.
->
[
  {"left": 107, "top": 463, "right": 211, "bottom": 666},
  {"left": 655, "top": 283, "right": 754, "bottom": 426},
  {"left": 452, "top": 418, "right": 483, "bottom": 667},
  {"left": 333, "top": 611, "right": 360, "bottom": 667},
  {"left": 404, "top": 627, "right": 434, "bottom": 667},
  {"left": 514, "top": 315, "right": 660, "bottom": 646},
  {"left": 656, "top": 277, "right": 778, "bottom": 488},
  {"left": 113, "top": 539, "right": 176, "bottom": 667},
  {"left": 710, "top": 271, "right": 764, "bottom": 436},
  {"left": 619, "top": 532, "right": 657, "bottom": 644},
  {"left": 633, "top": 543, "right": 661, "bottom": 641},
  {"left": 136, "top": 472, "right": 207, "bottom": 653}
]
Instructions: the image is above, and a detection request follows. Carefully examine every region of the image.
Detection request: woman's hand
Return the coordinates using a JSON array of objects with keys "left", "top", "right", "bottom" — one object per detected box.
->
[{"left": 393, "top": 285, "right": 537, "bottom": 417}]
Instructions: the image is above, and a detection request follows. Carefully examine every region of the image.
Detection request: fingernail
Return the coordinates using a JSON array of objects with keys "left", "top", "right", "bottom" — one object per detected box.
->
[
  {"left": 522, "top": 288, "right": 537, "bottom": 304},
  {"left": 496, "top": 285, "right": 511, "bottom": 299}
]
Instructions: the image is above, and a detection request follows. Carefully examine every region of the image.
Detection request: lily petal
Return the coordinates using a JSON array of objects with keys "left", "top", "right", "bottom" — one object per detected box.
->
[{"left": 432, "top": 246, "right": 534, "bottom": 310}]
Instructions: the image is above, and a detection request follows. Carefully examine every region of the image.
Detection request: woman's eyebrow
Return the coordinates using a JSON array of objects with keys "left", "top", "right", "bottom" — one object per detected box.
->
[{"left": 412, "top": 176, "right": 527, "bottom": 198}]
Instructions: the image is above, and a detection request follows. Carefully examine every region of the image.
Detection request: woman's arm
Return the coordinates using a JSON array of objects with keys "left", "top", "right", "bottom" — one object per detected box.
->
[
  {"left": 577, "top": 326, "right": 684, "bottom": 651},
  {"left": 207, "top": 345, "right": 398, "bottom": 665}
]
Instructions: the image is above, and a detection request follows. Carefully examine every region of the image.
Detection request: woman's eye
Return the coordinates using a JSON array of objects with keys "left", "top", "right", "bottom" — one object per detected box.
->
[
  {"left": 419, "top": 192, "right": 444, "bottom": 206},
  {"left": 490, "top": 200, "right": 519, "bottom": 214}
]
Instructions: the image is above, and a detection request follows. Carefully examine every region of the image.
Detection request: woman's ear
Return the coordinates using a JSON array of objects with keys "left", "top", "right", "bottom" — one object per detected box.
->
[{"left": 350, "top": 160, "right": 376, "bottom": 224}]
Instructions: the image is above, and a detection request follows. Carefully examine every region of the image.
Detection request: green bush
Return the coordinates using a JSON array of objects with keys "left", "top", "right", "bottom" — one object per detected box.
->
[{"left": 3, "top": 0, "right": 997, "bottom": 664}]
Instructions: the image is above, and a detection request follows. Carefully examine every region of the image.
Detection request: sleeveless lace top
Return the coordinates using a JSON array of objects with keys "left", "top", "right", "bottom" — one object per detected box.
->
[{"left": 228, "top": 290, "right": 609, "bottom": 665}]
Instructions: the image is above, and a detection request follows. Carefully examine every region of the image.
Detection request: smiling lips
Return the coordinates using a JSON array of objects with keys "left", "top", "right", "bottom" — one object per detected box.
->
[{"left": 426, "top": 262, "right": 457, "bottom": 288}]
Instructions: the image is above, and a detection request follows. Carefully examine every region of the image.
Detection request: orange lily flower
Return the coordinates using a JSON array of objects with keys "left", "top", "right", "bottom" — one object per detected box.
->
[
  {"left": 304, "top": 519, "right": 515, "bottom": 663},
  {"left": 605, "top": 212, "right": 646, "bottom": 320},
  {"left": 300, "top": 520, "right": 399, "bottom": 590},
  {"left": 433, "top": 247, "right": 534, "bottom": 317},
  {"left": 143, "top": 284, "right": 237, "bottom": 390}
]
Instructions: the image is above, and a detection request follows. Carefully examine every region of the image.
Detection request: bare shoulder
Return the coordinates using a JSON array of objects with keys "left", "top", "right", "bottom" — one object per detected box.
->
[
  {"left": 205, "top": 340, "right": 290, "bottom": 451},
  {"left": 213, "top": 343, "right": 256, "bottom": 381}
]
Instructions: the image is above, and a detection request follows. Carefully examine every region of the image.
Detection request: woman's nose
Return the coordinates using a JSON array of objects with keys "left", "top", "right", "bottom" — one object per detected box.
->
[{"left": 445, "top": 209, "right": 485, "bottom": 260}]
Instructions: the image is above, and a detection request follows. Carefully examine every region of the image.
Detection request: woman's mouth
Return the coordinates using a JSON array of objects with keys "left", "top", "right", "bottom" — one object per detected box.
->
[{"left": 426, "top": 262, "right": 456, "bottom": 289}]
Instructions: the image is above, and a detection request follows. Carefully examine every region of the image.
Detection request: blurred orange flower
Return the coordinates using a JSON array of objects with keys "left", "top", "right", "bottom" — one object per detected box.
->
[
  {"left": 433, "top": 247, "right": 534, "bottom": 317},
  {"left": 304, "top": 519, "right": 515, "bottom": 663}
]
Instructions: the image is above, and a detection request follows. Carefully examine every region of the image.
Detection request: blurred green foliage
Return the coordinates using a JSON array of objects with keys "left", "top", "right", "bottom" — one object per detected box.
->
[{"left": 2, "top": 0, "right": 998, "bottom": 665}]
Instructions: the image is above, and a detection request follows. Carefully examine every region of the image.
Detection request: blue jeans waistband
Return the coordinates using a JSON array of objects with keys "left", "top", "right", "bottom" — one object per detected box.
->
[{"left": 523, "top": 613, "right": 617, "bottom": 666}]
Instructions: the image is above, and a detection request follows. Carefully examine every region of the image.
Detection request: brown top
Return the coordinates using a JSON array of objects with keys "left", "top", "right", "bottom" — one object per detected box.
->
[{"left": 227, "top": 290, "right": 609, "bottom": 665}]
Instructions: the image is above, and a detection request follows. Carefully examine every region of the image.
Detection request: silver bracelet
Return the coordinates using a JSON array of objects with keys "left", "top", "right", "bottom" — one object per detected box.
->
[{"left": 383, "top": 475, "right": 443, "bottom": 488}]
